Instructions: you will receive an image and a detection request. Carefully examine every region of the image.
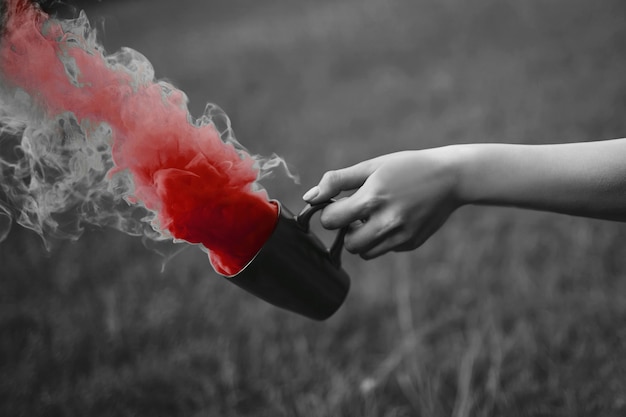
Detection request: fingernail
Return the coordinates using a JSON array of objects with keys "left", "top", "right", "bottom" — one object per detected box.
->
[{"left": 302, "top": 186, "right": 319, "bottom": 201}]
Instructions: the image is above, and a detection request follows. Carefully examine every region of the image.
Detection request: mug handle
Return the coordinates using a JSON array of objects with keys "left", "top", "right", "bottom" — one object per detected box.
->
[{"left": 296, "top": 200, "right": 348, "bottom": 268}]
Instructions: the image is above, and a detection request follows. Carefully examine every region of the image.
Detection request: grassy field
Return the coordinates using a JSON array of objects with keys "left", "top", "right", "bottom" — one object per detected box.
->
[{"left": 2, "top": 0, "right": 626, "bottom": 415}]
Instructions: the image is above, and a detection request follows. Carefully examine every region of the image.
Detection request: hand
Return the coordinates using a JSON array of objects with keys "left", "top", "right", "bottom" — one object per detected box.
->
[{"left": 302, "top": 148, "right": 464, "bottom": 259}]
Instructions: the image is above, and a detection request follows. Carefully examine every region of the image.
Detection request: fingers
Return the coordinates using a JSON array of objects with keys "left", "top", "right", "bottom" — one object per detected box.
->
[
  {"left": 341, "top": 213, "right": 401, "bottom": 257},
  {"left": 318, "top": 191, "right": 371, "bottom": 229},
  {"left": 358, "top": 232, "right": 415, "bottom": 260},
  {"left": 343, "top": 223, "right": 415, "bottom": 260},
  {"left": 356, "top": 212, "right": 450, "bottom": 259},
  {"left": 302, "top": 162, "right": 374, "bottom": 204}
]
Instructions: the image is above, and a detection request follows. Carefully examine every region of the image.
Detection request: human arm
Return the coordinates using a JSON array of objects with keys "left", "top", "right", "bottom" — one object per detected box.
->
[{"left": 302, "top": 138, "right": 626, "bottom": 259}]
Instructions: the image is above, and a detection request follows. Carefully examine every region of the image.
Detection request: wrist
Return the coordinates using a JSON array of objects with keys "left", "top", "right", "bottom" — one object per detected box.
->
[
  {"left": 444, "top": 144, "right": 482, "bottom": 207},
  {"left": 451, "top": 143, "right": 543, "bottom": 209}
]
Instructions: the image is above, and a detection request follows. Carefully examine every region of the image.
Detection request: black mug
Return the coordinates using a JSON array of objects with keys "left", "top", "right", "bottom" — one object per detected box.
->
[{"left": 221, "top": 201, "right": 351, "bottom": 321}]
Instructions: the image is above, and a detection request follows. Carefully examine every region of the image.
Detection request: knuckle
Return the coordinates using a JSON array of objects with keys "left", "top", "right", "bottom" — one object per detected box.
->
[
  {"left": 319, "top": 211, "right": 335, "bottom": 229},
  {"left": 343, "top": 241, "right": 359, "bottom": 254},
  {"left": 320, "top": 170, "right": 341, "bottom": 186},
  {"left": 378, "top": 212, "right": 404, "bottom": 235},
  {"left": 359, "top": 195, "right": 383, "bottom": 216},
  {"left": 388, "top": 214, "right": 404, "bottom": 232},
  {"left": 319, "top": 205, "right": 344, "bottom": 229},
  {"left": 343, "top": 233, "right": 361, "bottom": 254}
]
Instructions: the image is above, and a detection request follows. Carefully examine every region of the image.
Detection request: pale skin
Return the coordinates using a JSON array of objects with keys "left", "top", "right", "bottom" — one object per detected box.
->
[{"left": 302, "top": 138, "right": 626, "bottom": 260}]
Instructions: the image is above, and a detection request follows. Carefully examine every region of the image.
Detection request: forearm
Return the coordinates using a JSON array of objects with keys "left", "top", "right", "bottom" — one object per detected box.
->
[{"left": 455, "top": 139, "right": 626, "bottom": 221}]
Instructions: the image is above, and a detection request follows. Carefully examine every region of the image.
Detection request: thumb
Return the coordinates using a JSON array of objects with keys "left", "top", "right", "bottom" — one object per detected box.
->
[{"left": 303, "top": 162, "right": 373, "bottom": 204}]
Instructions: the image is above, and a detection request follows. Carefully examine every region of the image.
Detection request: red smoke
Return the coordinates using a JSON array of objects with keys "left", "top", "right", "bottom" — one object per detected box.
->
[{"left": 0, "top": 0, "right": 279, "bottom": 275}]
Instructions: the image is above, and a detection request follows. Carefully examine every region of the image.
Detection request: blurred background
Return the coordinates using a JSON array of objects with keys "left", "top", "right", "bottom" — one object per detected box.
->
[{"left": 2, "top": 0, "right": 626, "bottom": 415}]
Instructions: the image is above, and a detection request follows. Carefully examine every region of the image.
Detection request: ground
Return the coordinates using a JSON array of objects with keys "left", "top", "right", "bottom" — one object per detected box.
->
[{"left": 1, "top": 0, "right": 626, "bottom": 416}]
